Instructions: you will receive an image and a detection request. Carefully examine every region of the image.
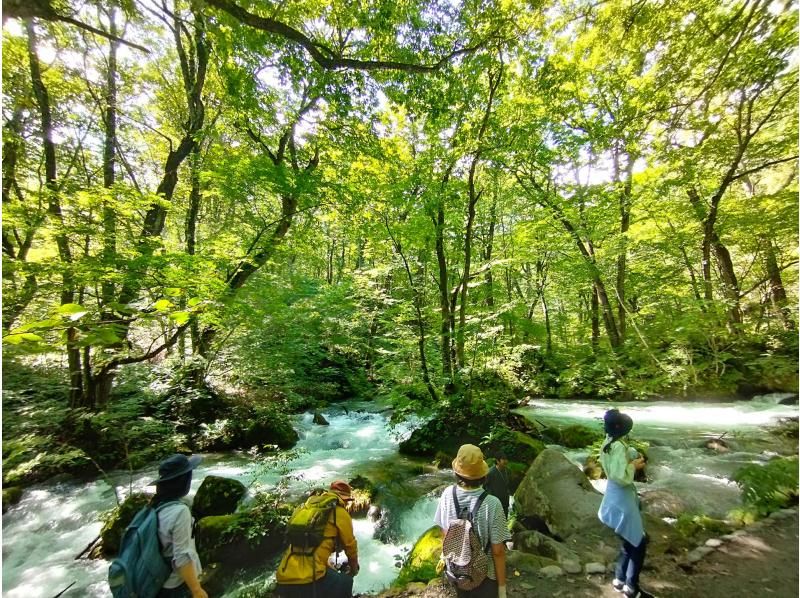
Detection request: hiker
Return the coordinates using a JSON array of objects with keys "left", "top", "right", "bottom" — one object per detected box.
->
[
  {"left": 598, "top": 409, "right": 652, "bottom": 598},
  {"left": 435, "top": 444, "right": 511, "bottom": 598},
  {"left": 153, "top": 453, "right": 207, "bottom": 598},
  {"left": 275, "top": 480, "right": 360, "bottom": 598},
  {"left": 484, "top": 451, "right": 511, "bottom": 518}
]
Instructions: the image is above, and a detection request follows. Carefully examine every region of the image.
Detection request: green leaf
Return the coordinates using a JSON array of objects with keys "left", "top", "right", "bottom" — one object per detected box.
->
[
  {"left": 3, "top": 332, "right": 44, "bottom": 344},
  {"left": 169, "top": 311, "right": 191, "bottom": 325},
  {"left": 56, "top": 303, "right": 88, "bottom": 320},
  {"left": 154, "top": 299, "right": 174, "bottom": 312}
]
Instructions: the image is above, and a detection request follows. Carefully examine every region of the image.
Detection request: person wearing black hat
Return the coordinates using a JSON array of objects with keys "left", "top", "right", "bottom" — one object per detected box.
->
[
  {"left": 598, "top": 410, "right": 652, "bottom": 598},
  {"left": 151, "top": 454, "right": 207, "bottom": 598}
]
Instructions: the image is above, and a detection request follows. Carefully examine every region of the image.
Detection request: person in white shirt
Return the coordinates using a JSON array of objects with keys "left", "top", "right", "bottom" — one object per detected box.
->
[
  {"left": 435, "top": 444, "right": 511, "bottom": 598},
  {"left": 151, "top": 454, "right": 208, "bottom": 598}
]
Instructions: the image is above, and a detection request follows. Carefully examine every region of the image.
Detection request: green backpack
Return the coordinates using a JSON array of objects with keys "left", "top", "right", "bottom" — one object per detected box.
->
[{"left": 285, "top": 491, "right": 340, "bottom": 555}]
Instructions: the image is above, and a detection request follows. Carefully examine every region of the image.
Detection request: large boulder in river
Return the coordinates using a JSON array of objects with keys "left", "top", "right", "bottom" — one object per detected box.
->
[
  {"left": 2, "top": 486, "right": 23, "bottom": 513},
  {"left": 99, "top": 492, "right": 152, "bottom": 556},
  {"left": 395, "top": 526, "right": 444, "bottom": 586},
  {"left": 195, "top": 495, "right": 289, "bottom": 568},
  {"left": 640, "top": 489, "right": 690, "bottom": 519},
  {"left": 514, "top": 449, "right": 605, "bottom": 540},
  {"left": 542, "top": 424, "right": 604, "bottom": 449},
  {"left": 483, "top": 426, "right": 546, "bottom": 464},
  {"left": 193, "top": 475, "right": 246, "bottom": 519}
]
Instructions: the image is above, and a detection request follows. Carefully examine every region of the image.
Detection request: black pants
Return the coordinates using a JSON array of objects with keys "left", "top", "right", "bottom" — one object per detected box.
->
[
  {"left": 615, "top": 534, "right": 648, "bottom": 590},
  {"left": 158, "top": 584, "right": 190, "bottom": 598},
  {"left": 456, "top": 577, "right": 498, "bottom": 598}
]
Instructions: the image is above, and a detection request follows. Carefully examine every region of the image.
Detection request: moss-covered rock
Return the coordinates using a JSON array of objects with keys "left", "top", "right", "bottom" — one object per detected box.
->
[
  {"left": 394, "top": 526, "right": 443, "bottom": 587},
  {"left": 196, "top": 493, "right": 289, "bottom": 569},
  {"left": 484, "top": 426, "right": 546, "bottom": 464},
  {"left": 313, "top": 411, "right": 330, "bottom": 425},
  {"left": 2, "top": 486, "right": 23, "bottom": 513},
  {"left": 100, "top": 492, "right": 153, "bottom": 556},
  {"left": 193, "top": 476, "right": 247, "bottom": 519},
  {"left": 243, "top": 412, "right": 299, "bottom": 449},
  {"left": 398, "top": 416, "right": 483, "bottom": 458},
  {"left": 347, "top": 475, "right": 377, "bottom": 518},
  {"left": 542, "top": 424, "right": 603, "bottom": 448}
]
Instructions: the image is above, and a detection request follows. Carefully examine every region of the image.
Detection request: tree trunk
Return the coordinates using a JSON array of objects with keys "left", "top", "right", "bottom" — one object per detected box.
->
[
  {"left": 542, "top": 290, "right": 552, "bottom": 354},
  {"left": 591, "top": 286, "right": 600, "bottom": 350},
  {"left": 456, "top": 156, "right": 480, "bottom": 367},
  {"left": 763, "top": 236, "right": 793, "bottom": 329},
  {"left": 434, "top": 196, "right": 453, "bottom": 380},
  {"left": 483, "top": 199, "right": 496, "bottom": 307},
  {"left": 384, "top": 218, "right": 438, "bottom": 402},
  {"left": 101, "top": 8, "right": 118, "bottom": 309},
  {"left": 711, "top": 233, "right": 742, "bottom": 325},
  {"left": 28, "top": 21, "right": 84, "bottom": 406},
  {"left": 2, "top": 109, "right": 38, "bottom": 331}
]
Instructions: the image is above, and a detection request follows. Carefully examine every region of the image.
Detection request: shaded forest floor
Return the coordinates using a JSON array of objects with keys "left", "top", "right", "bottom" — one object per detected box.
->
[{"left": 374, "top": 509, "right": 799, "bottom": 598}]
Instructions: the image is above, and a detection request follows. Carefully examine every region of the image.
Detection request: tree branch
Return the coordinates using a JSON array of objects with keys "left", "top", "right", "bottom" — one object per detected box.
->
[{"left": 205, "top": 0, "right": 488, "bottom": 72}]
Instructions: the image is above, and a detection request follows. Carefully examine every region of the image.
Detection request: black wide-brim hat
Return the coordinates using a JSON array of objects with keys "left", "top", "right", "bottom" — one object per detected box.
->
[
  {"left": 150, "top": 454, "right": 202, "bottom": 485},
  {"left": 604, "top": 409, "right": 633, "bottom": 438}
]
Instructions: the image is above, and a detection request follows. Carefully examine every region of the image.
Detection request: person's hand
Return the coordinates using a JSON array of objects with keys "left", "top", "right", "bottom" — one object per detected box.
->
[
  {"left": 191, "top": 588, "right": 208, "bottom": 598},
  {"left": 498, "top": 585, "right": 507, "bottom": 598},
  {"left": 349, "top": 561, "right": 360, "bottom": 576},
  {"left": 632, "top": 457, "right": 646, "bottom": 470}
]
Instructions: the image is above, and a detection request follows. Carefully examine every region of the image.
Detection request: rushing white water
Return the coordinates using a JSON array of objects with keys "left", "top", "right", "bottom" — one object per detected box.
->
[
  {"left": 516, "top": 397, "right": 798, "bottom": 517},
  {"left": 3, "top": 397, "right": 796, "bottom": 597},
  {"left": 2, "top": 407, "right": 445, "bottom": 597}
]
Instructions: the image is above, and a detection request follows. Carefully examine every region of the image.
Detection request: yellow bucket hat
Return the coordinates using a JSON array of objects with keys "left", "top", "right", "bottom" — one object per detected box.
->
[{"left": 452, "top": 444, "right": 489, "bottom": 480}]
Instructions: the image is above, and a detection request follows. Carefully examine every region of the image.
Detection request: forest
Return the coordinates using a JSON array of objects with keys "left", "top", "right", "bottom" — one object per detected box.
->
[{"left": 2, "top": 0, "right": 799, "bottom": 560}]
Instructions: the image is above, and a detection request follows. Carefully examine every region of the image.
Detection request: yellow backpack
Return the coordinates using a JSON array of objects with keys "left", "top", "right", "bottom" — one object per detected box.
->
[{"left": 285, "top": 491, "right": 340, "bottom": 555}]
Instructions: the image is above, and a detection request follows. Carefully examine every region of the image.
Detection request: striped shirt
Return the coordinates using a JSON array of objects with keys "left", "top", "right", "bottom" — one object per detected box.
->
[{"left": 434, "top": 485, "right": 511, "bottom": 580}]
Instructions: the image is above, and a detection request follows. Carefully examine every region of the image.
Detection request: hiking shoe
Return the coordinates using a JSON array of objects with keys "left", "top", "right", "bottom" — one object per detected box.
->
[
  {"left": 623, "top": 585, "right": 655, "bottom": 598},
  {"left": 612, "top": 578, "right": 625, "bottom": 592}
]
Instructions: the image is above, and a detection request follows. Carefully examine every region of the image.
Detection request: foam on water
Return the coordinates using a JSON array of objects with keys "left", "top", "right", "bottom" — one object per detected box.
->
[{"left": 1, "top": 409, "right": 437, "bottom": 597}]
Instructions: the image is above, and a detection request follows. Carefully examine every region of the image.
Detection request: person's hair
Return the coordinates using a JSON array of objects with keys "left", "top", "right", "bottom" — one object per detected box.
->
[
  {"left": 495, "top": 451, "right": 508, "bottom": 461},
  {"left": 456, "top": 473, "right": 486, "bottom": 489},
  {"left": 152, "top": 471, "right": 192, "bottom": 506}
]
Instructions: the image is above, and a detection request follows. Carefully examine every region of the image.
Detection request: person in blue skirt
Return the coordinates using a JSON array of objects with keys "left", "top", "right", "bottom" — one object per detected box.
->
[{"left": 598, "top": 409, "right": 653, "bottom": 598}]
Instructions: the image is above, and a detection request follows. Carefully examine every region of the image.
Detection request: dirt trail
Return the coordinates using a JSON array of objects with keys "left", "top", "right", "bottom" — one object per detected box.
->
[{"left": 375, "top": 508, "right": 799, "bottom": 598}]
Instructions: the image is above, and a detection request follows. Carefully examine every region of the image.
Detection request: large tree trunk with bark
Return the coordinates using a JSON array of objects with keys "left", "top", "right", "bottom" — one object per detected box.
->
[{"left": 28, "top": 21, "right": 84, "bottom": 406}]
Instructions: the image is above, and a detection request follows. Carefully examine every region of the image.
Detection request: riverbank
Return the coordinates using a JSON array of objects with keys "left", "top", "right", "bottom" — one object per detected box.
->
[{"left": 372, "top": 507, "right": 799, "bottom": 597}]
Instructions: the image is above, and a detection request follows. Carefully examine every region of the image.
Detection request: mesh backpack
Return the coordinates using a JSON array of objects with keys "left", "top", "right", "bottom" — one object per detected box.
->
[
  {"left": 284, "top": 491, "right": 340, "bottom": 558},
  {"left": 108, "top": 500, "right": 181, "bottom": 598},
  {"left": 441, "top": 486, "right": 491, "bottom": 591}
]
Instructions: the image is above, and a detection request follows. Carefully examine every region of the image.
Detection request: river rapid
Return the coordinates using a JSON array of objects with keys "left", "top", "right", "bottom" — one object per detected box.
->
[{"left": 3, "top": 396, "right": 797, "bottom": 597}]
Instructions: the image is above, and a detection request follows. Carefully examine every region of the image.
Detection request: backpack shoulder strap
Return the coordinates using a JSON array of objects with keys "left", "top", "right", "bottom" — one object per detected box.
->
[
  {"left": 451, "top": 485, "right": 462, "bottom": 518},
  {"left": 470, "top": 491, "right": 491, "bottom": 552}
]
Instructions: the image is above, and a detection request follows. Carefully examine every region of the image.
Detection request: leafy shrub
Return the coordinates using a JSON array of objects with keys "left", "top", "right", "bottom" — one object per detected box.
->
[{"left": 733, "top": 456, "right": 799, "bottom": 515}]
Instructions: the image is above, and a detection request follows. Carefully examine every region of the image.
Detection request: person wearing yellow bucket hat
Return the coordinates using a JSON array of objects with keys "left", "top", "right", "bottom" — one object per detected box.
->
[{"left": 434, "top": 444, "right": 510, "bottom": 598}]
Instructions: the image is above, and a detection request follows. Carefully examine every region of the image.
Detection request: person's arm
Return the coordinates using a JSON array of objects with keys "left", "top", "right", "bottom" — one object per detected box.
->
[
  {"left": 177, "top": 563, "right": 207, "bottom": 598},
  {"left": 491, "top": 542, "right": 507, "bottom": 598},
  {"left": 170, "top": 507, "right": 207, "bottom": 598},
  {"left": 336, "top": 506, "right": 360, "bottom": 575}
]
